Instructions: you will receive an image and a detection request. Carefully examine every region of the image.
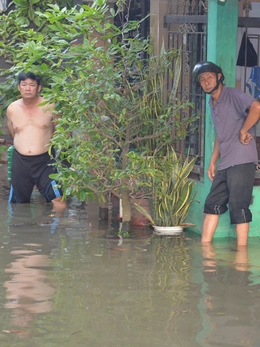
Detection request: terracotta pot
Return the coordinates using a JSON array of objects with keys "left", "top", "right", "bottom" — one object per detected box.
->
[{"left": 130, "top": 197, "right": 151, "bottom": 226}]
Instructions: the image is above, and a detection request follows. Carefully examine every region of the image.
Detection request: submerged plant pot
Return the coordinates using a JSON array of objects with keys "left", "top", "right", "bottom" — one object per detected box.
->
[
  {"left": 131, "top": 197, "right": 151, "bottom": 226},
  {"left": 153, "top": 225, "right": 183, "bottom": 235}
]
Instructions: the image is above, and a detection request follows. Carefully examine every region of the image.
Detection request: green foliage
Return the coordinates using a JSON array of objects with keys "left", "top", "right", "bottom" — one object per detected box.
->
[
  {"left": 0, "top": 1, "right": 198, "bottom": 224},
  {"left": 133, "top": 149, "right": 199, "bottom": 226},
  {"left": 118, "top": 230, "right": 129, "bottom": 238},
  {"left": 8, "top": 0, "right": 73, "bottom": 27}
]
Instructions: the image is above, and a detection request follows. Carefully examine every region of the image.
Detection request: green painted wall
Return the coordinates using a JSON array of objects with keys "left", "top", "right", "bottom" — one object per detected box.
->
[{"left": 187, "top": 0, "right": 260, "bottom": 238}]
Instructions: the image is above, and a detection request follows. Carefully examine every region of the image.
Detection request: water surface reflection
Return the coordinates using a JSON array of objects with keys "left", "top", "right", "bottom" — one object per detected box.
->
[
  {"left": 0, "top": 189, "right": 260, "bottom": 346},
  {"left": 4, "top": 249, "right": 55, "bottom": 334}
]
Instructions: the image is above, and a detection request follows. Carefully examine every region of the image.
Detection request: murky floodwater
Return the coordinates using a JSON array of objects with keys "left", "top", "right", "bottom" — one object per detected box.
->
[{"left": 0, "top": 187, "right": 260, "bottom": 347}]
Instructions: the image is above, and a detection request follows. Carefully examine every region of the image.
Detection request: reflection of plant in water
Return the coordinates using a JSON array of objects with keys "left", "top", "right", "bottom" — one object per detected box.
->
[
  {"left": 149, "top": 235, "right": 192, "bottom": 341},
  {"left": 151, "top": 236, "right": 190, "bottom": 294}
]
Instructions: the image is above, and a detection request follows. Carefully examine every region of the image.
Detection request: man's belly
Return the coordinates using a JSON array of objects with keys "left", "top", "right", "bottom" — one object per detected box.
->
[{"left": 13, "top": 136, "right": 50, "bottom": 156}]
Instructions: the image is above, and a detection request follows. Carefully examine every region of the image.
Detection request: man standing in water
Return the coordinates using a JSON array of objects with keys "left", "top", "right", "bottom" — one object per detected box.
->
[
  {"left": 193, "top": 61, "right": 260, "bottom": 246},
  {"left": 7, "top": 71, "right": 66, "bottom": 211}
]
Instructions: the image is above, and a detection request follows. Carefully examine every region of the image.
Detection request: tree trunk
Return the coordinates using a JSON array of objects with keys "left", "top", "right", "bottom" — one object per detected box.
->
[
  {"left": 120, "top": 139, "right": 131, "bottom": 231},
  {"left": 120, "top": 187, "right": 131, "bottom": 232}
]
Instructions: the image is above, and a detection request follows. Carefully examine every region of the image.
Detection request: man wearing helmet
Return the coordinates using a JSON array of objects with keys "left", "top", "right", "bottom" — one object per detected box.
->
[{"left": 193, "top": 61, "right": 260, "bottom": 246}]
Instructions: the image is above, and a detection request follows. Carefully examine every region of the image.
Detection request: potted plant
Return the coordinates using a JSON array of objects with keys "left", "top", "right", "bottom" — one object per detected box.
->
[{"left": 133, "top": 148, "right": 198, "bottom": 235}]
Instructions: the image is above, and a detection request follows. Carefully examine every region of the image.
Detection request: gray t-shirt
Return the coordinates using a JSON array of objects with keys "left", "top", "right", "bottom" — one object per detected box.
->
[{"left": 209, "top": 85, "right": 258, "bottom": 170}]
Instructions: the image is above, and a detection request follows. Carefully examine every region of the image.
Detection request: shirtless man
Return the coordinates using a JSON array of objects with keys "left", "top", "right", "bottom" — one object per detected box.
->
[{"left": 7, "top": 72, "right": 66, "bottom": 210}]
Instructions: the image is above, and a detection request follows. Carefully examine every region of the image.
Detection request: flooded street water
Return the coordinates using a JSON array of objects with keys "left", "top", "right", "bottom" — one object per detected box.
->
[{"left": 0, "top": 184, "right": 260, "bottom": 346}]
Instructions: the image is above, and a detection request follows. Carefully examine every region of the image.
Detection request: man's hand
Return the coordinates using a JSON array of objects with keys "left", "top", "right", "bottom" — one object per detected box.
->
[
  {"left": 207, "top": 162, "right": 216, "bottom": 181},
  {"left": 240, "top": 131, "right": 252, "bottom": 145}
]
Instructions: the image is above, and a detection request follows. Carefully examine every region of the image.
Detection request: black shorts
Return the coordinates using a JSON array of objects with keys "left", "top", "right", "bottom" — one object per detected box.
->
[
  {"left": 204, "top": 163, "right": 255, "bottom": 224},
  {"left": 8, "top": 149, "right": 63, "bottom": 203}
]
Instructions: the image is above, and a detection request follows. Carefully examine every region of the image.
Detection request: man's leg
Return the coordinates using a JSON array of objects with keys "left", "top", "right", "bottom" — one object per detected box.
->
[
  {"left": 202, "top": 169, "right": 229, "bottom": 243},
  {"left": 201, "top": 214, "right": 219, "bottom": 243},
  {"left": 228, "top": 163, "right": 255, "bottom": 247},
  {"left": 35, "top": 153, "right": 67, "bottom": 212},
  {"left": 235, "top": 244, "right": 248, "bottom": 271},
  {"left": 201, "top": 243, "right": 217, "bottom": 272},
  {"left": 9, "top": 150, "right": 34, "bottom": 203},
  {"left": 236, "top": 223, "right": 249, "bottom": 246}
]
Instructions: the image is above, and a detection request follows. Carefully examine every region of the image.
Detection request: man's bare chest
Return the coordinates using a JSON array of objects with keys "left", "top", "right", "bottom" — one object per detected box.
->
[{"left": 13, "top": 113, "right": 53, "bottom": 133}]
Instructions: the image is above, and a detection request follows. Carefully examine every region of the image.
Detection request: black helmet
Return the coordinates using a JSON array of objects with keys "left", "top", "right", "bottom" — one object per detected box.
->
[{"left": 193, "top": 61, "right": 224, "bottom": 86}]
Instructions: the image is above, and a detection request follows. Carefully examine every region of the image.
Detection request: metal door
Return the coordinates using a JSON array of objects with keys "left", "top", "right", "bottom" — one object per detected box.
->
[{"left": 164, "top": 0, "right": 208, "bottom": 178}]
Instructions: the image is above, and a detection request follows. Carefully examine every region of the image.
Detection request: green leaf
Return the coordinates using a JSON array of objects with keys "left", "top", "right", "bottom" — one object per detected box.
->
[
  {"left": 110, "top": 7, "right": 115, "bottom": 17},
  {"left": 13, "top": 0, "right": 28, "bottom": 6}
]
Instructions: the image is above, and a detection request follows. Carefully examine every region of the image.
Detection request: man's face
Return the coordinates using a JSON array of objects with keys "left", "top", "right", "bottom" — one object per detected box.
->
[
  {"left": 198, "top": 72, "right": 218, "bottom": 93},
  {"left": 18, "top": 78, "right": 41, "bottom": 99}
]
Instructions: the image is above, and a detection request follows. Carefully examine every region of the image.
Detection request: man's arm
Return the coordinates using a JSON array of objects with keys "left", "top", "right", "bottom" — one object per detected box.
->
[
  {"left": 207, "top": 136, "right": 220, "bottom": 181},
  {"left": 240, "top": 100, "right": 260, "bottom": 144},
  {"left": 6, "top": 106, "right": 15, "bottom": 139}
]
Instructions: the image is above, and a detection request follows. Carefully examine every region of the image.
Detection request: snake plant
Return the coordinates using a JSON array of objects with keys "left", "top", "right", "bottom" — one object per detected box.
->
[{"left": 134, "top": 149, "right": 198, "bottom": 227}]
